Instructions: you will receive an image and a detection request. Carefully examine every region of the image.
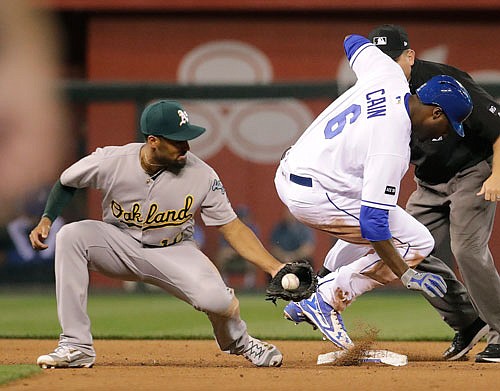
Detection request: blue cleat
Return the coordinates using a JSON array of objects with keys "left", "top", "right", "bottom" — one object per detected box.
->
[
  {"left": 297, "top": 292, "right": 353, "bottom": 350},
  {"left": 283, "top": 301, "right": 316, "bottom": 329}
]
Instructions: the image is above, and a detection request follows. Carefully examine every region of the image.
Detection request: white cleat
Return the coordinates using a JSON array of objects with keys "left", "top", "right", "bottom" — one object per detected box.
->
[
  {"left": 241, "top": 336, "right": 283, "bottom": 367},
  {"left": 37, "top": 346, "right": 95, "bottom": 369}
]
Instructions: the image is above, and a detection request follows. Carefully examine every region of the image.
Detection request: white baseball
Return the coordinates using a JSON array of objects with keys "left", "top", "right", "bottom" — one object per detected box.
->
[{"left": 281, "top": 273, "right": 300, "bottom": 290}]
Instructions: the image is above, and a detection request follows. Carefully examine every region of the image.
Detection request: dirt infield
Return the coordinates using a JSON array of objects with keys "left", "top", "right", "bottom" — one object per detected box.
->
[{"left": 2, "top": 339, "right": 500, "bottom": 390}]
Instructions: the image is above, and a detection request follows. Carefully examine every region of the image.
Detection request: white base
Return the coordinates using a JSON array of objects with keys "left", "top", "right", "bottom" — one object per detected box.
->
[{"left": 317, "top": 349, "right": 408, "bottom": 367}]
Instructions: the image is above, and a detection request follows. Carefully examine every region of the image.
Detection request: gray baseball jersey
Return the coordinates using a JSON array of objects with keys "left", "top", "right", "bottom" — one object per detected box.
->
[
  {"left": 54, "top": 143, "right": 251, "bottom": 356},
  {"left": 60, "top": 142, "right": 237, "bottom": 246}
]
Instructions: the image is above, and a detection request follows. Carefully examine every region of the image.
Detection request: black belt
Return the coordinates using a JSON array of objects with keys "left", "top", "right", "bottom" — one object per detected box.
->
[
  {"left": 133, "top": 237, "right": 166, "bottom": 248},
  {"left": 142, "top": 243, "right": 164, "bottom": 248},
  {"left": 289, "top": 173, "right": 312, "bottom": 187}
]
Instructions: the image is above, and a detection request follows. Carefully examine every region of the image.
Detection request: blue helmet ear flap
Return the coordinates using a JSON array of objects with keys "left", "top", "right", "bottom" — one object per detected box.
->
[{"left": 416, "top": 75, "right": 473, "bottom": 137}]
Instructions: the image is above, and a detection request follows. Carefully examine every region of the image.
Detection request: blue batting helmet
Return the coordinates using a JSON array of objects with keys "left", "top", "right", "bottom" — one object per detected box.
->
[{"left": 416, "top": 75, "right": 473, "bottom": 137}]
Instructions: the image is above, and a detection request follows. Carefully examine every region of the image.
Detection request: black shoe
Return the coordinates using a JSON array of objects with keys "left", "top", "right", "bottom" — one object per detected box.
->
[
  {"left": 443, "top": 318, "right": 489, "bottom": 361},
  {"left": 475, "top": 344, "right": 500, "bottom": 363}
]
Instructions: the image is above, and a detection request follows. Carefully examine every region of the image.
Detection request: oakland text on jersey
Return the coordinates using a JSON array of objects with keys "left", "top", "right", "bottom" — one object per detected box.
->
[
  {"left": 110, "top": 195, "right": 194, "bottom": 230},
  {"left": 366, "top": 89, "right": 386, "bottom": 119}
]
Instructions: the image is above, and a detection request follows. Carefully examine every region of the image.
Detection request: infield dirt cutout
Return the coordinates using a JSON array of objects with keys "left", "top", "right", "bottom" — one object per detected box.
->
[{"left": 2, "top": 339, "right": 500, "bottom": 390}]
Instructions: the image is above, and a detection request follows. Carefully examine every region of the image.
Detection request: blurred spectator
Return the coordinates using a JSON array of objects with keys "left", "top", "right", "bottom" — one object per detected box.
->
[
  {"left": 270, "top": 209, "right": 315, "bottom": 264},
  {"left": 0, "top": 186, "right": 64, "bottom": 283},
  {"left": 0, "top": 1, "right": 69, "bottom": 224},
  {"left": 216, "top": 205, "right": 258, "bottom": 290}
]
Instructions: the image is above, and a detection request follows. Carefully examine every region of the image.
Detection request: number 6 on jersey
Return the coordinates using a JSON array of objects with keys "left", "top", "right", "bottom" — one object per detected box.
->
[{"left": 324, "top": 104, "right": 361, "bottom": 139}]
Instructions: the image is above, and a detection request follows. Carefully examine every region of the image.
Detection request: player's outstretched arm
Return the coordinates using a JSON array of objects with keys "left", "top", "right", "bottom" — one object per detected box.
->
[
  {"left": 218, "top": 218, "right": 284, "bottom": 277},
  {"left": 369, "top": 239, "right": 408, "bottom": 278},
  {"left": 371, "top": 239, "right": 447, "bottom": 298}
]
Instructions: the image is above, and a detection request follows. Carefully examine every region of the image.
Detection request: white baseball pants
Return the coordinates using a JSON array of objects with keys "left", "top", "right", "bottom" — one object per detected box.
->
[{"left": 275, "top": 161, "right": 435, "bottom": 310}]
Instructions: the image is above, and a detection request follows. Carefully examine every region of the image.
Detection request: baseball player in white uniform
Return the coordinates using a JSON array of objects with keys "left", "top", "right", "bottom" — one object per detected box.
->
[
  {"left": 30, "top": 100, "right": 284, "bottom": 368},
  {"left": 275, "top": 34, "right": 473, "bottom": 349}
]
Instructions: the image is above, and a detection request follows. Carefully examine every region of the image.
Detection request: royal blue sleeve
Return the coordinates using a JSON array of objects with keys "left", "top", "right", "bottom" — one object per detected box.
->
[
  {"left": 343, "top": 34, "right": 371, "bottom": 62},
  {"left": 359, "top": 205, "right": 392, "bottom": 241}
]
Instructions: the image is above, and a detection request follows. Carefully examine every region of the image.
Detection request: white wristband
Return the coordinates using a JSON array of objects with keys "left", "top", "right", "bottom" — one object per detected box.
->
[{"left": 400, "top": 268, "right": 416, "bottom": 287}]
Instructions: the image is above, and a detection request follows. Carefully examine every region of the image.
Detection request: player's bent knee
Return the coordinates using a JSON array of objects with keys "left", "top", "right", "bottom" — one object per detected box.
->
[
  {"left": 55, "top": 221, "right": 82, "bottom": 244},
  {"left": 423, "top": 234, "right": 435, "bottom": 257},
  {"left": 192, "top": 287, "right": 237, "bottom": 315},
  {"left": 415, "top": 228, "right": 435, "bottom": 257},
  {"left": 57, "top": 220, "right": 97, "bottom": 242},
  {"left": 55, "top": 221, "right": 104, "bottom": 257}
]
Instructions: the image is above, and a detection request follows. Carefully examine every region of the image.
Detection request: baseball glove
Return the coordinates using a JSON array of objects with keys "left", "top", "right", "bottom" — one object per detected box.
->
[{"left": 265, "top": 260, "right": 317, "bottom": 304}]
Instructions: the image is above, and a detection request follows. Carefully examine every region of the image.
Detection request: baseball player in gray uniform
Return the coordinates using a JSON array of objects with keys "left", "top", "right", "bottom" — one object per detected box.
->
[{"left": 29, "top": 100, "right": 284, "bottom": 368}]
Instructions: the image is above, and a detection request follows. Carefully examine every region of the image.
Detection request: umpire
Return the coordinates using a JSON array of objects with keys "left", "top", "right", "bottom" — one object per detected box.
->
[{"left": 369, "top": 24, "right": 500, "bottom": 363}]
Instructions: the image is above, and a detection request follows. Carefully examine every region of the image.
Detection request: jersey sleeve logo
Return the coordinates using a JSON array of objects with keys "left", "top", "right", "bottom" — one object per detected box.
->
[
  {"left": 384, "top": 186, "right": 396, "bottom": 195},
  {"left": 211, "top": 179, "right": 226, "bottom": 194}
]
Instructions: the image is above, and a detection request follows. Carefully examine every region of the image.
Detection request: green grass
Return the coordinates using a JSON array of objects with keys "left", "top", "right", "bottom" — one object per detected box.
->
[
  {"left": 0, "top": 365, "right": 40, "bottom": 386},
  {"left": 341, "top": 292, "right": 453, "bottom": 341},
  {"left": 0, "top": 289, "right": 454, "bottom": 341},
  {"left": 0, "top": 290, "right": 454, "bottom": 386}
]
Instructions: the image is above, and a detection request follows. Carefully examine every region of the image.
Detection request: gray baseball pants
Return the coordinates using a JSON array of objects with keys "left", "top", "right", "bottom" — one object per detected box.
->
[
  {"left": 54, "top": 220, "right": 249, "bottom": 356},
  {"left": 407, "top": 159, "right": 500, "bottom": 344}
]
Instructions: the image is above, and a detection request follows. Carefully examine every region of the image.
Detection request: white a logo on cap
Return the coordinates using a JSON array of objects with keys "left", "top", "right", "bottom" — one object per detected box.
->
[
  {"left": 373, "top": 36, "right": 387, "bottom": 45},
  {"left": 178, "top": 110, "right": 189, "bottom": 126}
]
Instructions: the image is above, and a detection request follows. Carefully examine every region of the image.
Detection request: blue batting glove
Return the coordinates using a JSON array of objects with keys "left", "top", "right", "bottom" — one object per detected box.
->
[{"left": 400, "top": 268, "right": 447, "bottom": 298}]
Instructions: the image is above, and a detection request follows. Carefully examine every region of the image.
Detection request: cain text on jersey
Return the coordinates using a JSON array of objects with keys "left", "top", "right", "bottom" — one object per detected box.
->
[{"left": 366, "top": 89, "right": 386, "bottom": 119}]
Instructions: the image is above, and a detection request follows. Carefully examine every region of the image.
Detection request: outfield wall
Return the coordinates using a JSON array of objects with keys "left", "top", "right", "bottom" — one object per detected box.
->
[{"left": 32, "top": 2, "right": 500, "bottom": 287}]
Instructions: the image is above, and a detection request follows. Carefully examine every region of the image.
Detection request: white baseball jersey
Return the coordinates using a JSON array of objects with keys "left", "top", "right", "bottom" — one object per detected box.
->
[
  {"left": 60, "top": 143, "right": 237, "bottom": 247},
  {"left": 285, "top": 35, "right": 411, "bottom": 210}
]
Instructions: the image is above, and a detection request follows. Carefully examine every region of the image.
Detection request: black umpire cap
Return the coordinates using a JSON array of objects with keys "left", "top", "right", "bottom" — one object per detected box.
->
[{"left": 368, "top": 24, "right": 410, "bottom": 60}]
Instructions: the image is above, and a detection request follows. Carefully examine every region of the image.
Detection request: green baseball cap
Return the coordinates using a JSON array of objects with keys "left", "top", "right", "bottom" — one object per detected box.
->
[{"left": 140, "top": 100, "right": 206, "bottom": 141}]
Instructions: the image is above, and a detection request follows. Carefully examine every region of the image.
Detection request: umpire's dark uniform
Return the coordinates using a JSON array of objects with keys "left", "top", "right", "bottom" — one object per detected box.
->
[{"left": 407, "top": 58, "right": 500, "bottom": 359}]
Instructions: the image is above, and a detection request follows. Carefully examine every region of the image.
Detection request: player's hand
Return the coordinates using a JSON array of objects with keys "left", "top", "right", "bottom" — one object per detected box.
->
[
  {"left": 476, "top": 174, "right": 500, "bottom": 202},
  {"left": 29, "top": 216, "right": 52, "bottom": 251},
  {"left": 400, "top": 268, "right": 447, "bottom": 298}
]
